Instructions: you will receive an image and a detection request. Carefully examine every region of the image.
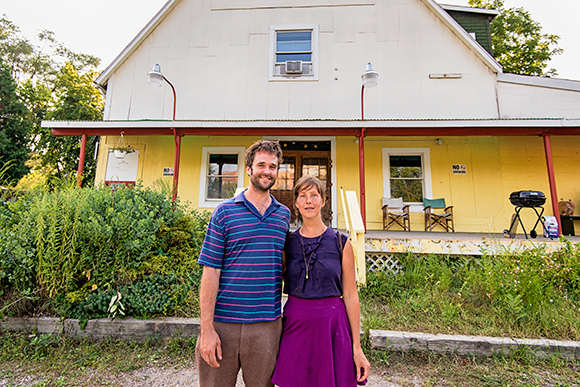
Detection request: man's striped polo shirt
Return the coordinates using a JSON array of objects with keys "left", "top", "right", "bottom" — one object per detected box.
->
[{"left": 198, "top": 191, "right": 290, "bottom": 323}]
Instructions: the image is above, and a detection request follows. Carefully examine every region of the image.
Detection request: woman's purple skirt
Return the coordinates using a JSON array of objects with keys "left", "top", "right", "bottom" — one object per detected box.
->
[{"left": 272, "top": 296, "right": 357, "bottom": 387}]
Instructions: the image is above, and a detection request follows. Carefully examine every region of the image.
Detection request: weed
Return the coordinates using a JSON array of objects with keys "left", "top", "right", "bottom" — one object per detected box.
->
[{"left": 362, "top": 246, "right": 580, "bottom": 340}]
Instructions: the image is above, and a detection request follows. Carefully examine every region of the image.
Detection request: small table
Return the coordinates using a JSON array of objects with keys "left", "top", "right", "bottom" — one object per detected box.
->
[{"left": 561, "top": 215, "right": 580, "bottom": 236}]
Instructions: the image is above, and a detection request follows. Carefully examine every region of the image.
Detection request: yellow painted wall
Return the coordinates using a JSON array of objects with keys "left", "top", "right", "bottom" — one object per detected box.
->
[
  {"left": 96, "top": 135, "right": 261, "bottom": 208},
  {"left": 96, "top": 135, "right": 580, "bottom": 233},
  {"left": 347, "top": 136, "right": 580, "bottom": 234}
]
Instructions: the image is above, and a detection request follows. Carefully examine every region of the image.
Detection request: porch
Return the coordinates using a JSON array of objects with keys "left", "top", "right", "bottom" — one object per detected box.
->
[{"left": 363, "top": 229, "right": 580, "bottom": 261}]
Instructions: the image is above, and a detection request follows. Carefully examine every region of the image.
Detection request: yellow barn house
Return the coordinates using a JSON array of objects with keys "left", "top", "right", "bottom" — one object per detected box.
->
[{"left": 44, "top": 0, "right": 580, "bottom": 240}]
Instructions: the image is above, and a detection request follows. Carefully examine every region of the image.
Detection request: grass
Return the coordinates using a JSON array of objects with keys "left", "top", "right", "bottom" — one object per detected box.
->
[
  {"left": 360, "top": 244, "right": 580, "bottom": 341},
  {"left": 368, "top": 350, "right": 580, "bottom": 387},
  {"left": 1, "top": 330, "right": 579, "bottom": 386},
  {"left": 0, "top": 330, "right": 197, "bottom": 386}
]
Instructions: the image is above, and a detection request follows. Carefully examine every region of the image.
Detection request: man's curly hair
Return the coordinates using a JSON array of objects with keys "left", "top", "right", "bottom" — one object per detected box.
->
[{"left": 245, "top": 140, "right": 283, "bottom": 169}]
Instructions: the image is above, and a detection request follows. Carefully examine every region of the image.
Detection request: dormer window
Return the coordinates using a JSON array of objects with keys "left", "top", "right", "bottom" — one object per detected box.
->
[{"left": 269, "top": 25, "right": 319, "bottom": 81}]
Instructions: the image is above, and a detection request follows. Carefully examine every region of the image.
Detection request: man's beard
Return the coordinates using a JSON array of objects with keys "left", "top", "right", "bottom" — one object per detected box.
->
[{"left": 250, "top": 170, "right": 276, "bottom": 192}]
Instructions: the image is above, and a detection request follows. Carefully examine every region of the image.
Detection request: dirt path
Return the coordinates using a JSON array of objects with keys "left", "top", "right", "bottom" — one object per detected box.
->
[
  {"left": 0, "top": 364, "right": 409, "bottom": 387},
  {"left": 113, "top": 365, "right": 406, "bottom": 387}
]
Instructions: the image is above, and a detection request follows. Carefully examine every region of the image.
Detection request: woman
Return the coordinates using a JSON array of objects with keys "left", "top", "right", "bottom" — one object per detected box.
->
[{"left": 272, "top": 176, "right": 370, "bottom": 387}]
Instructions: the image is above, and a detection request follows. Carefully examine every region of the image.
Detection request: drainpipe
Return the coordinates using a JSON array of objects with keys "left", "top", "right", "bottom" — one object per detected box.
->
[
  {"left": 77, "top": 134, "right": 87, "bottom": 187},
  {"left": 542, "top": 134, "right": 561, "bottom": 235}
]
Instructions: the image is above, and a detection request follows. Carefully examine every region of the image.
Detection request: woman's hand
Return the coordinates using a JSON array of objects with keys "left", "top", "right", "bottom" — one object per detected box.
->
[{"left": 353, "top": 345, "right": 370, "bottom": 383}]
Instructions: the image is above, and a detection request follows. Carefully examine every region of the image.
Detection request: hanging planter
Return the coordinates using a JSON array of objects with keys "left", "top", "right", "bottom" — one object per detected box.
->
[
  {"left": 114, "top": 149, "right": 128, "bottom": 159},
  {"left": 110, "top": 132, "right": 135, "bottom": 159}
]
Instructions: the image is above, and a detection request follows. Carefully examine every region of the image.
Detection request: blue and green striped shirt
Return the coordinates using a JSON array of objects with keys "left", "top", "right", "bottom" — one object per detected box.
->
[{"left": 198, "top": 192, "right": 290, "bottom": 323}]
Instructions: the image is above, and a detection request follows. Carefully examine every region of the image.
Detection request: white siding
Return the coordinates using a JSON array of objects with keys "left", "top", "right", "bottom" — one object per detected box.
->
[{"left": 102, "top": 0, "right": 525, "bottom": 121}]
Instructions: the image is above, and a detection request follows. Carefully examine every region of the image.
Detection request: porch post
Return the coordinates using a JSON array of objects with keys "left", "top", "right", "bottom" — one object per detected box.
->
[
  {"left": 359, "top": 85, "right": 367, "bottom": 230},
  {"left": 542, "top": 134, "right": 561, "bottom": 235},
  {"left": 167, "top": 80, "right": 181, "bottom": 203},
  {"left": 172, "top": 131, "right": 182, "bottom": 202},
  {"left": 358, "top": 128, "right": 366, "bottom": 230},
  {"left": 76, "top": 134, "right": 87, "bottom": 187}
]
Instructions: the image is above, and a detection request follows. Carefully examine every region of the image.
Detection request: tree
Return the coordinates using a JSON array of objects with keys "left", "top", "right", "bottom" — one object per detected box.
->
[
  {"left": 469, "top": 0, "right": 563, "bottom": 76},
  {"left": 0, "top": 58, "right": 30, "bottom": 184},
  {"left": 0, "top": 15, "right": 103, "bottom": 186},
  {"left": 38, "top": 62, "right": 104, "bottom": 183}
]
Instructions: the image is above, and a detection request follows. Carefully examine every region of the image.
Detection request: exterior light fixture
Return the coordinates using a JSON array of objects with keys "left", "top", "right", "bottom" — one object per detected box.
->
[
  {"left": 147, "top": 64, "right": 165, "bottom": 87},
  {"left": 361, "top": 62, "right": 379, "bottom": 88}
]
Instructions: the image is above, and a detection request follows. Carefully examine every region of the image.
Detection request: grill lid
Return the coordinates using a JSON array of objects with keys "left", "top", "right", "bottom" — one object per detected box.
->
[{"left": 509, "top": 190, "right": 546, "bottom": 207}]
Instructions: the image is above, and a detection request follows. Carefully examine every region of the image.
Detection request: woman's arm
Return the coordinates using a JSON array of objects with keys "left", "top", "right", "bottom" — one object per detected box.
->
[{"left": 341, "top": 239, "right": 370, "bottom": 383}]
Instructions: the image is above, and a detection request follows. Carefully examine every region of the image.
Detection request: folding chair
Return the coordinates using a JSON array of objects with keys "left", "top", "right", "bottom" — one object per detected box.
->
[
  {"left": 382, "top": 197, "right": 411, "bottom": 231},
  {"left": 423, "top": 198, "right": 454, "bottom": 232}
]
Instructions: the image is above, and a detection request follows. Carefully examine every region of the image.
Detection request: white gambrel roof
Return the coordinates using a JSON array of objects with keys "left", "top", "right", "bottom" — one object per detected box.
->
[
  {"left": 96, "top": 0, "right": 504, "bottom": 87},
  {"left": 96, "top": 0, "right": 181, "bottom": 87}
]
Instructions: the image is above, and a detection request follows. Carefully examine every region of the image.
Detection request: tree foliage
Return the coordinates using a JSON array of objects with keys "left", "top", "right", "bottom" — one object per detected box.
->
[
  {"left": 0, "top": 15, "right": 104, "bottom": 186},
  {"left": 469, "top": 0, "right": 562, "bottom": 76},
  {"left": 0, "top": 58, "right": 30, "bottom": 183}
]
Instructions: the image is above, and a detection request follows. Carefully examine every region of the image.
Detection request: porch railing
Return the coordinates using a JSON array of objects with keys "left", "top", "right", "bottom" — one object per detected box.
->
[{"left": 340, "top": 188, "right": 366, "bottom": 285}]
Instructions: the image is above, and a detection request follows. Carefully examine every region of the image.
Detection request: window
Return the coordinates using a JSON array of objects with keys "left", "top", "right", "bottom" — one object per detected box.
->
[
  {"left": 277, "top": 31, "right": 312, "bottom": 62},
  {"left": 382, "top": 148, "right": 432, "bottom": 212},
  {"left": 199, "top": 147, "right": 245, "bottom": 208},
  {"left": 272, "top": 156, "right": 296, "bottom": 191},
  {"left": 269, "top": 25, "right": 319, "bottom": 81}
]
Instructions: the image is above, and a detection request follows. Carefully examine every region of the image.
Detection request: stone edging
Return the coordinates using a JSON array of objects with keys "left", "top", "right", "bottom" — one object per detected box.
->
[
  {"left": 1, "top": 317, "right": 200, "bottom": 340},
  {"left": 370, "top": 329, "right": 580, "bottom": 360},
  {"left": 3, "top": 318, "right": 579, "bottom": 360}
]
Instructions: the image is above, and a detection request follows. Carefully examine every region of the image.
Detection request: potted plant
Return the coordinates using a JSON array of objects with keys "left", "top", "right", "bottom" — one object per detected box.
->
[
  {"left": 111, "top": 133, "right": 135, "bottom": 159},
  {"left": 111, "top": 145, "right": 135, "bottom": 159}
]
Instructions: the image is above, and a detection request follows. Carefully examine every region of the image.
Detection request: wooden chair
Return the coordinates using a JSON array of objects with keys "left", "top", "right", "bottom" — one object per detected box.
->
[
  {"left": 382, "top": 197, "right": 411, "bottom": 231},
  {"left": 424, "top": 198, "right": 454, "bottom": 232}
]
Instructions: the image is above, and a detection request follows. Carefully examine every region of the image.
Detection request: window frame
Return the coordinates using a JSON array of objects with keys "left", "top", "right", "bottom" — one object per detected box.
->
[
  {"left": 269, "top": 24, "right": 319, "bottom": 81},
  {"left": 382, "top": 148, "right": 433, "bottom": 213},
  {"left": 198, "top": 147, "right": 246, "bottom": 208}
]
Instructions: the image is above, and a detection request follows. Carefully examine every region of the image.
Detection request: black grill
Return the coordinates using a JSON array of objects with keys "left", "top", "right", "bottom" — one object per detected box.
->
[{"left": 509, "top": 190, "right": 546, "bottom": 207}]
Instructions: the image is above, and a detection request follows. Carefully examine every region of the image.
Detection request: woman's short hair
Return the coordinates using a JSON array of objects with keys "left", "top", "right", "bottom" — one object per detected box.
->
[{"left": 293, "top": 176, "right": 326, "bottom": 204}]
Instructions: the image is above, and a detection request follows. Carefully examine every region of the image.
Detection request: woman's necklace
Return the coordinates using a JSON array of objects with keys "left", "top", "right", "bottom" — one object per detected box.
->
[{"left": 299, "top": 227, "right": 325, "bottom": 279}]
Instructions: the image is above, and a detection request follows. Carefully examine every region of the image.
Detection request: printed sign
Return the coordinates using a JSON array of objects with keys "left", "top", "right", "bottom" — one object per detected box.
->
[
  {"left": 452, "top": 164, "right": 467, "bottom": 174},
  {"left": 163, "top": 167, "right": 174, "bottom": 177},
  {"left": 105, "top": 149, "right": 140, "bottom": 184}
]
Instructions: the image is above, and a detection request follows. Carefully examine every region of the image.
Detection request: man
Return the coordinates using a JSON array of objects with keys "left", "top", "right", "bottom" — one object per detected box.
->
[{"left": 196, "top": 140, "right": 290, "bottom": 387}]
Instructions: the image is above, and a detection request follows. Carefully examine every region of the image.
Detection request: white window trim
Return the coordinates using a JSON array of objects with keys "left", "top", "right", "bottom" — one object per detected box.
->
[
  {"left": 382, "top": 148, "right": 433, "bottom": 213},
  {"left": 198, "top": 147, "right": 246, "bottom": 208},
  {"left": 269, "top": 24, "right": 319, "bottom": 81}
]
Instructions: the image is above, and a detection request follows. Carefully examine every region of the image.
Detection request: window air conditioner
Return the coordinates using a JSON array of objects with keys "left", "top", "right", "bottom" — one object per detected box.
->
[{"left": 285, "top": 61, "right": 303, "bottom": 74}]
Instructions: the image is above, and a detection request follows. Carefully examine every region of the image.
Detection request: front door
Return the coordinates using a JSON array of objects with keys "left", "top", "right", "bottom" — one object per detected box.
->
[{"left": 271, "top": 141, "right": 332, "bottom": 226}]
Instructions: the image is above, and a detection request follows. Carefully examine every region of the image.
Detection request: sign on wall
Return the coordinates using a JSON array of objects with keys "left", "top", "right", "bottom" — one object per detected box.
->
[
  {"left": 452, "top": 164, "right": 467, "bottom": 174},
  {"left": 163, "top": 167, "right": 174, "bottom": 177},
  {"left": 105, "top": 149, "right": 140, "bottom": 185}
]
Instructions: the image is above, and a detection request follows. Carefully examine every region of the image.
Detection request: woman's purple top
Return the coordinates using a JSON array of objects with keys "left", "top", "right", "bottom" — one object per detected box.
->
[{"left": 283, "top": 227, "right": 349, "bottom": 299}]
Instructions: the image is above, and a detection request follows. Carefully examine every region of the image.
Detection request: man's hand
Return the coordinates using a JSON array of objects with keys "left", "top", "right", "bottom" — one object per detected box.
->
[{"left": 199, "top": 327, "right": 222, "bottom": 368}]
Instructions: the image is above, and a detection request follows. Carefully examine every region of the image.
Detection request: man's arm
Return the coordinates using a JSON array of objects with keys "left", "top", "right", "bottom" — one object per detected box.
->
[{"left": 198, "top": 266, "right": 222, "bottom": 368}]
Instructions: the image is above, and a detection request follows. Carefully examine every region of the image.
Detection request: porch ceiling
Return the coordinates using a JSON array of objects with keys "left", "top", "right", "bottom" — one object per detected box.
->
[{"left": 44, "top": 118, "right": 580, "bottom": 137}]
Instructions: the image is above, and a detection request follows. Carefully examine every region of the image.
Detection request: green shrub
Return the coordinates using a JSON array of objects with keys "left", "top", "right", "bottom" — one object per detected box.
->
[
  {"left": 0, "top": 183, "right": 210, "bottom": 321},
  {"left": 361, "top": 243, "right": 580, "bottom": 340}
]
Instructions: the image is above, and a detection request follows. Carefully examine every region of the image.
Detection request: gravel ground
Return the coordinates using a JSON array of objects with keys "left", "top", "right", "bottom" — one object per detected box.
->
[
  {"left": 1, "top": 364, "right": 408, "bottom": 386},
  {"left": 116, "top": 365, "right": 403, "bottom": 387}
]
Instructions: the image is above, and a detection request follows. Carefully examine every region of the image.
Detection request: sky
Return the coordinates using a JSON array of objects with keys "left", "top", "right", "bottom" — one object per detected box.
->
[{"left": 2, "top": 0, "right": 580, "bottom": 80}]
